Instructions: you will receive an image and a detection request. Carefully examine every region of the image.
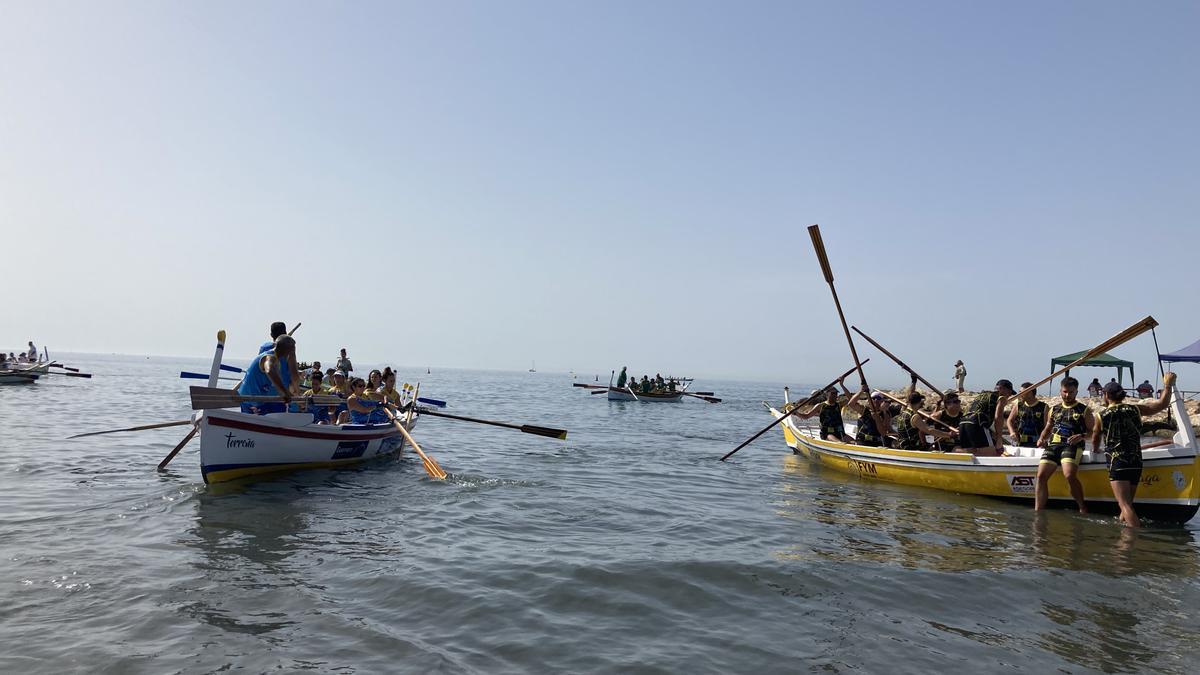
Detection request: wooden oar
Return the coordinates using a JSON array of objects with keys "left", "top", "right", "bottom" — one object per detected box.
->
[
  {"left": 156, "top": 425, "right": 199, "bottom": 471},
  {"left": 682, "top": 392, "right": 721, "bottom": 403},
  {"left": 288, "top": 322, "right": 301, "bottom": 335},
  {"left": 572, "top": 383, "right": 607, "bottom": 389},
  {"left": 808, "top": 224, "right": 888, "bottom": 436},
  {"left": 383, "top": 407, "right": 447, "bottom": 480},
  {"left": 188, "top": 385, "right": 342, "bottom": 410},
  {"left": 591, "top": 389, "right": 609, "bottom": 395},
  {"left": 417, "top": 409, "right": 568, "bottom": 440},
  {"left": 851, "top": 326, "right": 945, "bottom": 402},
  {"left": 49, "top": 362, "right": 81, "bottom": 373},
  {"left": 720, "top": 360, "right": 867, "bottom": 461},
  {"left": 68, "top": 419, "right": 192, "bottom": 439},
  {"left": 38, "top": 370, "right": 93, "bottom": 379},
  {"left": 626, "top": 386, "right": 641, "bottom": 401},
  {"left": 1014, "top": 316, "right": 1158, "bottom": 399},
  {"left": 689, "top": 391, "right": 715, "bottom": 396},
  {"left": 180, "top": 371, "right": 242, "bottom": 382},
  {"left": 876, "top": 391, "right": 956, "bottom": 432}
]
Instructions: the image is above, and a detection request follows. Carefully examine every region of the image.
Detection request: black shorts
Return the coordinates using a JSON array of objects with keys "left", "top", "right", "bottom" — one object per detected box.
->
[
  {"left": 1107, "top": 453, "right": 1143, "bottom": 483},
  {"left": 1040, "top": 443, "right": 1083, "bottom": 466},
  {"left": 958, "top": 420, "right": 992, "bottom": 449}
]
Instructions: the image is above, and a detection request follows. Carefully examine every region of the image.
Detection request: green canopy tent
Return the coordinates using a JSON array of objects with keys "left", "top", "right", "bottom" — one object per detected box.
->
[{"left": 1049, "top": 350, "right": 1134, "bottom": 392}]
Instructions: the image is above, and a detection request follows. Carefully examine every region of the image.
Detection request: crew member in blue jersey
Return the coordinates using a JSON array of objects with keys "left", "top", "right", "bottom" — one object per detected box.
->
[
  {"left": 237, "top": 335, "right": 297, "bottom": 414},
  {"left": 344, "top": 377, "right": 394, "bottom": 425},
  {"left": 259, "top": 322, "right": 287, "bottom": 354}
]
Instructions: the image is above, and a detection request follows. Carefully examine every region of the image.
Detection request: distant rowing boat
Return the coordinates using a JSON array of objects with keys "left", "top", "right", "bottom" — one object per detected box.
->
[
  {"left": 770, "top": 381, "right": 1200, "bottom": 523},
  {"left": 0, "top": 362, "right": 46, "bottom": 385},
  {"left": 606, "top": 387, "right": 684, "bottom": 402}
]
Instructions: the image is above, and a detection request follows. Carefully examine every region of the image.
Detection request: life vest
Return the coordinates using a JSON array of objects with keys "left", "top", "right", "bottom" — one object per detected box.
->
[
  {"left": 1015, "top": 400, "right": 1048, "bottom": 446},
  {"left": 1099, "top": 403, "right": 1142, "bottom": 458},
  {"left": 856, "top": 408, "right": 884, "bottom": 446},
  {"left": 965, "top": 391, "right": 1000, "bottom": 426},
  {"left": 894, "top": 409, "right": 926, "bottom": 450},
  {"left": 1049, "top": 401, "right": 1090, "bottom": 446},
  {"left": 818, "top": 401, "right": 845, "bottom": 438}
]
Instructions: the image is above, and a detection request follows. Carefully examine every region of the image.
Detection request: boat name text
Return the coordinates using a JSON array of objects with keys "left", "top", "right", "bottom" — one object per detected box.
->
[{"left": 225, "top": 433, "right": 255, "bottom": 449}]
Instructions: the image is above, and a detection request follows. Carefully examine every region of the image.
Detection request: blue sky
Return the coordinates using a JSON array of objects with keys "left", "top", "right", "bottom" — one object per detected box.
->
[{"left": 2, "top": 1, "right": 1197, "bottom": 388}]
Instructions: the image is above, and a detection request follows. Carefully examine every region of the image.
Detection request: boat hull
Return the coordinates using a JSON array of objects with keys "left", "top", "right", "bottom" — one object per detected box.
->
[
  {"left": 607, "top": 387, "right": 684, "bottom": 402},
  {"left": 0, "top": 372, "right": 39, "bottom": 385},
  {"left": 197, "top": 409, "right": 411, "bottom": 484},
  {"left": 774, "top": 405, "right": 1200, "bottom": 524}
]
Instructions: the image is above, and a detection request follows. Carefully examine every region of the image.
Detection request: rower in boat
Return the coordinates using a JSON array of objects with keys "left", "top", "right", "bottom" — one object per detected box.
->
[
  {"left": 845, "top": 386, "right": 891, "bottom": 447},
  {"left": 342, "top": 377, "right": 392, "bottom": 425},
  {"left": 237, "top": 335, "right": 298, "bottom": 415},
  {"left": 616, "top": 367, "right": 628, "bottom": 389},
  {"left": 794, "top": 379, "right": 852, "bottom": 443},
  {"left": 958, "top": 379, "right": 1014, "bottom": 457},
  {"left": 302, "top": 371, "right": 333, "bottom": 424},
  {"left": 894, "top": 375, "right": 957, "bottom": 451},
  {"left": 1034, "top": 376, "right": 1093, "bottom": 513},
  {"left": 640, "top": 376, "right": 653, "bottom": 394},
  {"left": 378, "top": 371, "right": 404, "bottom": 405},
  {"left": 1094, "top": 372, "right": 1177, "bottom": 527},
  {"left": 930, "top": 391, "right": 964, "bottom": 452},
  {"left": 1006, "top": 381, "right": 1048, "bottom": 449}
]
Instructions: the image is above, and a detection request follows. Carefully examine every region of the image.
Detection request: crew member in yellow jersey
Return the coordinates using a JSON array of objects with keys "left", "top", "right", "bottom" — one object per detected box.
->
[
  {"left": 302, "top": 371, "right": 333, "bottom": 424},
  {"left": 1006, "top": 382, "right": 1048, "bottom": 448},
  {"left": 1092, "top": 373, "right": 1176, "bottom": 527},
  {"left": 1034, "top": 376, "right": 1093, "bottom": 513}
]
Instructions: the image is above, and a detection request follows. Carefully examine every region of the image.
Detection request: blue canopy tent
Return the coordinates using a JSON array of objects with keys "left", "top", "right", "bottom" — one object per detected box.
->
[{"left": 1161, "top": 338, "right": 1200, "bottom": 364}]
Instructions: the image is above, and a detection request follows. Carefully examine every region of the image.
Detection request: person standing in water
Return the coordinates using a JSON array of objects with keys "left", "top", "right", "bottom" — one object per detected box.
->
[
  {"left": 1093, "top": 372, "right": 1176, "bottom": 527},
  {"left": 1034, "top": 376, "right": 1093, "bottom": 513}
]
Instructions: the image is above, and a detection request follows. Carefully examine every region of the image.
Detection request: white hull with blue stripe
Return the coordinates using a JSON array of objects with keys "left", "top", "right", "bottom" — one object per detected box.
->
[{"left": 196, "top": 408, "right": 415, "bottom": 484}]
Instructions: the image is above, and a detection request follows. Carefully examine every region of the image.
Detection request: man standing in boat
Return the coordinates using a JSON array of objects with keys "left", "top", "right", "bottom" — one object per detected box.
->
[
  {"left": 1092, "top": 372, "right": 1176, "bottom": 527},
  {"left": 259, "top": 322, "right": 287, "bottom": 354},
  {"left": 237, "top": 335, "right": 297, "bottom": 415},
  {"left": 616, "top": 366, "right": 628, "bottom": 389},
  {"left": 1006, "top": 382, "right": 1048, "bottom": 449},
  {"left": 1034, "top": 376, "right": 1092, "bottom": 513},
  {"left": 958, "top": 379, "right": 1014, "bottom": 456},
  {"left": 795, "top": 378, "right": 852, "bottom": 443}
]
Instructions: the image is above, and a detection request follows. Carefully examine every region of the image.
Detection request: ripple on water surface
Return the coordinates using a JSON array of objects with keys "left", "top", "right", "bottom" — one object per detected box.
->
[{"left": 2, "top": 358, "right": 1200, "bottom": 673}]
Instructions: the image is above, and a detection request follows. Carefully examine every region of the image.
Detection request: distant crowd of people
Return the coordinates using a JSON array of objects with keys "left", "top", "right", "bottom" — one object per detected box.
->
[
  {"left": 790, "top": 369, "right": 1179, "bottom": 528},
  {"left": 236, "top": 322, "right": 407, "bottom": 426}
]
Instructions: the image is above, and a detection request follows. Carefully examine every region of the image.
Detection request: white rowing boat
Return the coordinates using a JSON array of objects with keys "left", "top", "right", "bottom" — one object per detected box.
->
[
  {"left": 195, "top": 408, "right": 413, "bottom": 484},
  {"left": 187, "top": 330, "right": 419, "bottom": 484},
  {"left": 0, "top": 363, "right": 45, "bottom": 385}
]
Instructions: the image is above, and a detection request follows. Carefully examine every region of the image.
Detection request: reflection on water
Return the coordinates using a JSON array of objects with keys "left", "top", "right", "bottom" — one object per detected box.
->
[{"left": 775, "top": 453, "right": 1200, "bottom": 674}]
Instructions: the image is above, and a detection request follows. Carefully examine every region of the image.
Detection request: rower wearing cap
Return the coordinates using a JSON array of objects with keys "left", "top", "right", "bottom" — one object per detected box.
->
[
  {"left": 1006, "top": 382, "right": 1048, "bottom": 449},
  {"left": 1034, "top": 376, "right": 1092, "bottom": 513},
  {"left": 1093, "top": 372, "right": 1177, "bottom": 527},
  {"left": 845, "top": 385, "right": 891, "bottom": 447},
  {"left": 236, "top": 335, "right": 297, "bottom": 415},
  {"left": 894, "top": 374, "right": 957, "bottom": 451},
  {"left": 958, "top": 379, "right": 1015, "bottom": 456},
  {"left": 794, "top": 376, "right": 852, "bottom": 443}
]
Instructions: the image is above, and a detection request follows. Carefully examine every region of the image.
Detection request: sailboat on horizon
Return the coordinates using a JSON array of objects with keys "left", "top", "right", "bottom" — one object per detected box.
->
[{"left": 529, "top": 360, "right": 536, "bottom": 373}]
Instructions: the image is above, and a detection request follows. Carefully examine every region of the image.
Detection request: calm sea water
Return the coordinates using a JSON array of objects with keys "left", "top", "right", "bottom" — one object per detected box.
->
[{"left": 2, "top": 354, "right": 1199, "bottom": 673}]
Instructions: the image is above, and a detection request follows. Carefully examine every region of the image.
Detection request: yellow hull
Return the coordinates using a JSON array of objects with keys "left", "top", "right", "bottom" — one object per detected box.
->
[{"left": 776, "top": 409, "right": 1200, "bottom": 523}]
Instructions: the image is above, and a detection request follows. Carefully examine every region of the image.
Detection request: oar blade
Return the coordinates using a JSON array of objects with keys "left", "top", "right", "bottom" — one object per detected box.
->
[{"left": 519, "top": 424, "right": 568, "bottom": 440}]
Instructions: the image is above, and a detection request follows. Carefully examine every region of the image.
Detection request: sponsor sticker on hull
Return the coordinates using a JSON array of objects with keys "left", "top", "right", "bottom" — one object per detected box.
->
[{"left": 1007, "top": 474, "right": 1035, "bottom": 494}]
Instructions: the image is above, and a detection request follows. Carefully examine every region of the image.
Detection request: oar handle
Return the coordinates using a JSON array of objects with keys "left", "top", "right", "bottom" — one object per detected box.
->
[{"left": 1016, "top": 316, "right": 1158, "bottom": 398}]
